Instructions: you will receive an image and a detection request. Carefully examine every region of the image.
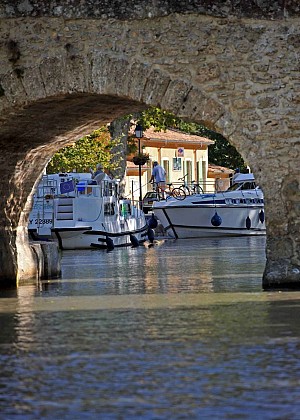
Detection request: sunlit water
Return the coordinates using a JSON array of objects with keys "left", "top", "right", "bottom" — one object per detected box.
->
[{"left": 1, "top": 236, "right": 300, "bottom": 419}]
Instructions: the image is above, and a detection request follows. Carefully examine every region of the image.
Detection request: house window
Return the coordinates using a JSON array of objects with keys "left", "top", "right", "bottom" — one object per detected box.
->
[
  {"left": 197, "top": 161, "right": 202, "bottom": 182},
  {"left": 173, "top": 157, "right": 182, "bottom": 171},
  {"left": 202, "top": 160, "right": 207, "bottom": 191},
  {"left": 202, "top": 160, "right": 207, "bottom": 181},
  {"left": 185, "top": 160, "right": 192, "bottom": 184},
  {"left": 163, "top": 160, "right": 170, "bottom": 182}
]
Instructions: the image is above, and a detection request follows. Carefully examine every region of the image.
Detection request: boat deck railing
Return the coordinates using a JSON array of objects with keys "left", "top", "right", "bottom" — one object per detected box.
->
[{"left": 149, "top": 180, "right": 222, "bottom": 197}]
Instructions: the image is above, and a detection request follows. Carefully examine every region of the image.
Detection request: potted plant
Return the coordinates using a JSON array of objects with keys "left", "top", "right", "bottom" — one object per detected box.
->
[{"left": 132, "top": 152, "right": 150, "bottom": 166}]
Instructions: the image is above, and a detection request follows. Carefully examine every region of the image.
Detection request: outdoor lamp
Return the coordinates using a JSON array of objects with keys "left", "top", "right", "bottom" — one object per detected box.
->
[
  {"left": 134, "top": 123, "right": 143, "bottom": 139},
  {"left": 134, "top": 123, "right": 143, "bottom": 208}
]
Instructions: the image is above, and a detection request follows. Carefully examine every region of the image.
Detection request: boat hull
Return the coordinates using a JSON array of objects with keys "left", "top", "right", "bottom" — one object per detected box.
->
[
  {"left": 153, "top": 197, "right": 266, "bottom": 239},
  {"left": 52, "top": 223, "right": 149, "bottom": 250}
]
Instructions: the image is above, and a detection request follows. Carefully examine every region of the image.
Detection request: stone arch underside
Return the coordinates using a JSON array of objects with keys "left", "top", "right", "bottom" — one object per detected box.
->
[
  {"left": 0, "top": 10, "right": 299, "bottom": 287},
  {"left": 0, "top": 94, "right": 144, "bottom": 284}
]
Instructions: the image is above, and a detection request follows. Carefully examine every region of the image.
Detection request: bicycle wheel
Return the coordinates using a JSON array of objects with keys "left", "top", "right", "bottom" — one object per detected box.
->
[
  {"left": 172, "top": 187, "right": 186, "bottom": 200},
  {"left": 193, "top": 185, "right": 204, "bottom": 194}
]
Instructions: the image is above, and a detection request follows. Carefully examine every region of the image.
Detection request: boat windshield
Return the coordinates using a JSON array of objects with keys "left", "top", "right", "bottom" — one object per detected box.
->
[{"left": 226, "top": 181, "right": 257, "bottom": 191}]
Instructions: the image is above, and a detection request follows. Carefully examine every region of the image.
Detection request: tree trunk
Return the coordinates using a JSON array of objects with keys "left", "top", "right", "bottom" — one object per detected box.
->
[{"left": 109, "top": 116, "right": 131, "bottom": 196}]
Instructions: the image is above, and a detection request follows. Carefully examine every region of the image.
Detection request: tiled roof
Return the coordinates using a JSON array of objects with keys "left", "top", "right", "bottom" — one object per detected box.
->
[
  {"left": 143, "top": 127, "right": 214, "bottom": 146},
  {"left": 208, "top": 163, "right": 234, "bottom": 174}
]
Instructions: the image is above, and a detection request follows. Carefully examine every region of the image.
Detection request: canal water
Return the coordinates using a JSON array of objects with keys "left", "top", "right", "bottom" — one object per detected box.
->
[{"left": 1, "top": 236, "right": 300, "bottom": 419}]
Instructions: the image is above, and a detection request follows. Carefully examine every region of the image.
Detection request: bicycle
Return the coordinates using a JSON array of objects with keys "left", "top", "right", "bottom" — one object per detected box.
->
[
  {"left": 165, "top": 182, "right": 187, "bottom": 200},
  {"left": 177, "top": 174, "right": 204, "bottom": 195},
  {"left": 191, "top": 180, "right": 204, "bottom": 194},
  {"left": 177, "top": 174, "right": 193, "bottom": 195},
  {"left": 152, "top": 182, "right": 186, "bottom": 200}
]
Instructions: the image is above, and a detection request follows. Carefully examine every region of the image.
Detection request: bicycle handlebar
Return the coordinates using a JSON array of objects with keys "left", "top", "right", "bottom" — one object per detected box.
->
[{"left": 178, "top": 173, "right": 189, "bottom": 181}]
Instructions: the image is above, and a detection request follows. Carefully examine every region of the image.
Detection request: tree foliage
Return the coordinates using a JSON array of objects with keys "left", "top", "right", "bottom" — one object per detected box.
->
[
  {"left": 47, "top": 127, "right": 122, "bottom": 174},
  {"left": 204, "top": 131, "right": 246, "bottom": 171},
  {"left": 126, "top": 109, "right": 177, "bottom": 155},
  {"left": 175, "top": 119, "right": 247, "bottom": 170},
  {"left": 138, "top": 107, "right": 178, "bottom": 132},
  {"left": 47, "top": 106, "right": 247, "bottom": 176}
]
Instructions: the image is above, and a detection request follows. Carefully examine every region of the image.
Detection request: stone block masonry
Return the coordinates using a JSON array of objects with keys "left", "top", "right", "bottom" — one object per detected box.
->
[
  {"left": 0, "top": 1, "right": 299, "bottom": 288},
  {"left": 30, "top": 241, "right": 61, "bottom": 281}
]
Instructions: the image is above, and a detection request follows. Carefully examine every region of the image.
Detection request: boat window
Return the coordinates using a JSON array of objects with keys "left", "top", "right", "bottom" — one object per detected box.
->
[
  {"left": 112, "top": 183, "right": 118, "bottom": 196},
  {"left": 120, "top": 203, "right": 131, "bottom": 216},
  {"left": 240, "top": 182, "right": 257, "bottom": 190},
  {"left": 104, "top": 203, "right": 115, "bottom": 216},
  {"left": 227, "top": 181, "right": 257, "bottom": 191},
  {"left": 103, "top": 181, "right": 114, "bottom": 196},
  {"left": 227, "top": 183, "right": 242, "bottom": 191}
]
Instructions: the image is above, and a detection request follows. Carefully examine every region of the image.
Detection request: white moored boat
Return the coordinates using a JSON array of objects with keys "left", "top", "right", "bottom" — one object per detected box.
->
[
  {"left": 152, "top": 173, "right": 266, "bottom": 238},
  {"left": 29, "top": 172, "right": 148, "bottom": 249}
]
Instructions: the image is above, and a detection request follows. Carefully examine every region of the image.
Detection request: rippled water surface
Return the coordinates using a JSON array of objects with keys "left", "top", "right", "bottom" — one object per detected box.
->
[{"left": 1, "top": 236, "right": 300, "bottom": 419}]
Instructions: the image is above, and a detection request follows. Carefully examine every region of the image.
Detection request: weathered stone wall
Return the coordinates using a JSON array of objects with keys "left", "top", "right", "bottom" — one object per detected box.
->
[
  {"left": 1, "top": 0, "right": 300, "bottom": 20},
  {"left": 0, "top": 1, "right": 299, "bottom": 287},
  {"left": 30, "top": 241, "right": 61, "bottom": 281}
]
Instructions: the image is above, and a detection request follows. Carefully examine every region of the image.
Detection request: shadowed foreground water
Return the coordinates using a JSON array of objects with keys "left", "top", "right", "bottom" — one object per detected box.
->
[{"left": 1, "top": 236, "right": 300, "bottom": 419}]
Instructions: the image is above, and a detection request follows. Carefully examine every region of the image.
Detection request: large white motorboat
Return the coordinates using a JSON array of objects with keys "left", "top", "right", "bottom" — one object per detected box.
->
[
  {"left": 29, "top": 172, "right": 149, "bottom": 249},
  {"left": 152, "top": 173, "right": 266, "bottom": 238}
]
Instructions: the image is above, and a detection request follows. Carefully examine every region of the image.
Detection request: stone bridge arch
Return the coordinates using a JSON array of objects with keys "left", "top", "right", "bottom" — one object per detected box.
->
[{"left": 0, "top": 1, "right": 299, "bottom": 288}]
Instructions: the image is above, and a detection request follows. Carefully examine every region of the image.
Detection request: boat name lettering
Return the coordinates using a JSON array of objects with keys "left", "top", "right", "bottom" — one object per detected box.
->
[{"left": 30, "top": 218, "right": 52, "bottom": 225}]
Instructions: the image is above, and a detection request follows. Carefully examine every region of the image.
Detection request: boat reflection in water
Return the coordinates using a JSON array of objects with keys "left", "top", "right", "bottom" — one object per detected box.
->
[
  {"left": 2, "top": 237, "right": 300, "bottom": 419},
  {"left": 153, "top": 173, "right": 266, "bottom": 239}
]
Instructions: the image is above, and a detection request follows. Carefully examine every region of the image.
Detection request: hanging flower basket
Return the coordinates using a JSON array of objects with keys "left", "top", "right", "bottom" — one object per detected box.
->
[{"left": 132, "top": 153, "right": 150, "bottom": 166}]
